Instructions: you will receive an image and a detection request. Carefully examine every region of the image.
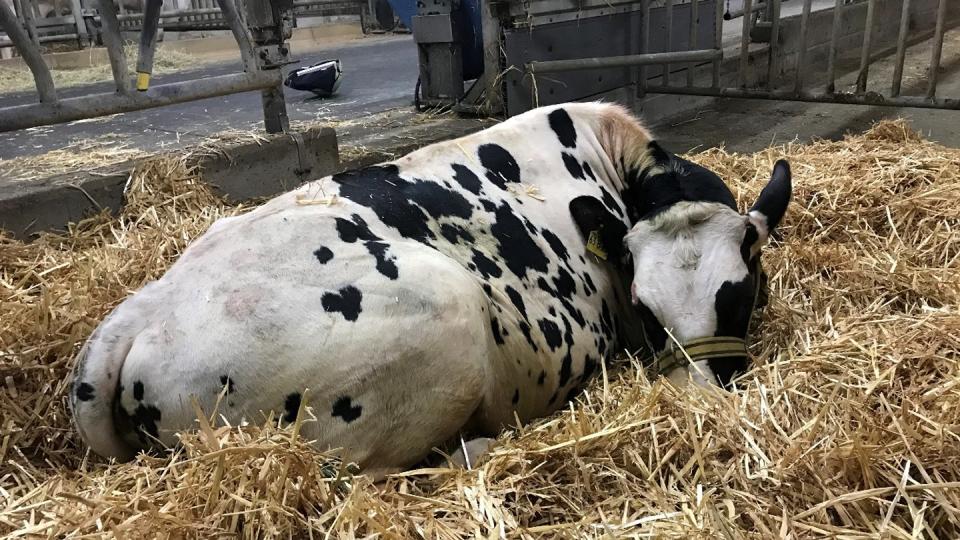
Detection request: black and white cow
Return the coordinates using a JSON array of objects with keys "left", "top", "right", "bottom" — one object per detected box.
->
[{"left": 70, "top": 102, "right": 791, "bottom": 477}]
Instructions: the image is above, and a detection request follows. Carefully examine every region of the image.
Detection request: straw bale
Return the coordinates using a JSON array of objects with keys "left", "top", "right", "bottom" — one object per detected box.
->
[{"left": 1, "top": 118, "right": 959, "bottom": 538}]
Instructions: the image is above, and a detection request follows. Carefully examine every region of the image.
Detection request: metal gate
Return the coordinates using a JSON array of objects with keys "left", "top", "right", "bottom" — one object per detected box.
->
[
  {"left": 521, "top": 0, "right": 960, "bottom": 111},
  {"left": 0, "top": 0, "right": 296, "bottom": 133}
]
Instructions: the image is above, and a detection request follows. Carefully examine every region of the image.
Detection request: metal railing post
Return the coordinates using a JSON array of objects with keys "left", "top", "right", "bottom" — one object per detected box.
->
[
  {"left": 245, "top": 0, "right": 292, "bottom": 133},
  {"left": 927, "top": 0, "right": 948, "bottom": 99},
  {"left": 766, "top": 0, "right": 780, "bottom": 90},
  {"left": 712, "top": 0, "right": 723, "bottom": 88},
  {"left": 217, "top": 0, "right": 256, "bottom": 71},
  {"left": 856, "top": 0, "right": 877, "bottom": 94},
  {"left": 793, "top": 0, "right": 812, "bottom": 94},
  {"left": 738, "top": 0, "right": 753, "bottom": 88},
  {"left": 94, "top": 0, "right": 132, "bottom": 94},
  {"left": 480, "top": 0, "right": 503, "bottom": 114},
  {"left": 13, "top": 0, "right": 40, "bottom": 48},
  {"left": 639, "top": 0, "right": 650, "bottom": 95},
  {"left": 825, "top": 0, "right": 843, "bottom": 93},
  {"left": 891, "top": 0, "right": 912, "bottom": 97},
  {"left": 664, "top": 0, "right": 673, "bottom": 86},
  {"left": 0, "top": 0, "right": 56, "bottom": 103},
  {"left": 687, "top": 0, "right": 698, "bottom": 87},
  {"left": 136, "top": 0, "right": 163, "bottom": 90}
]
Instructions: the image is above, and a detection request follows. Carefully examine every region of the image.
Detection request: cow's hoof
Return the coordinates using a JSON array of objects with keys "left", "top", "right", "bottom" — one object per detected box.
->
[{"left": 447, "top": 437, "right": 497, "bottom": 470}]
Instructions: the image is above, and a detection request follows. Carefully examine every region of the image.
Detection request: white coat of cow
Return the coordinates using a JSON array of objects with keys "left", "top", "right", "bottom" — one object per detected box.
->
[{"left": 70, "top": 102, "right": 791, "bottom": 478}]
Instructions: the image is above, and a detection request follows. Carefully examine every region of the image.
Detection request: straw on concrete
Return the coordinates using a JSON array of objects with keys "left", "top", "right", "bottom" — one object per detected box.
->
[
  {"left": 1, "top": 118, "right": 958, "bottom": 538},
  {"left": 0, "top": 44, "right": 203, "bottom": 94}
]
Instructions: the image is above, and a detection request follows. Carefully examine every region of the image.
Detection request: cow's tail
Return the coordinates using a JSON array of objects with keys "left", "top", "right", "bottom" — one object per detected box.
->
[{"left": 69, "top": 322, "right": 140, "bottom": 461}]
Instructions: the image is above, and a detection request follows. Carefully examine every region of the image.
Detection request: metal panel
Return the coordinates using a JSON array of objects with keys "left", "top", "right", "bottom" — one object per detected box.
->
[
  {"left": 412, "top": 13, "right": 455, "bottom": 43},
  {"left": 503, "top": 1, "right": 717, "bottom": 115}
]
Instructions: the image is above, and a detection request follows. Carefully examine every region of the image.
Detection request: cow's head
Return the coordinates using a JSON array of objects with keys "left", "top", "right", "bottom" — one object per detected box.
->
[{"left": 571, "top": 145, "right": 792, "bottom": 389}]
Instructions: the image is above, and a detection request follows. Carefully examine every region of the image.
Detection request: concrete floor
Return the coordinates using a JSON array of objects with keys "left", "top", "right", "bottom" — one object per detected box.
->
[
  {"left": 0, "top": 35, "right": 419, "bottom": 160},
  {"left": 659, "top": 26, "right": 960, "bottom": 154}
]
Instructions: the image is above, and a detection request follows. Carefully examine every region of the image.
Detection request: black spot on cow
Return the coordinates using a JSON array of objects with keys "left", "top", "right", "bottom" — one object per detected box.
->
[
  {"left": 538, "top": 318, "right": 562, "bottom": 351},
  {"left": 314, "top": 246, "right": 333, "bottom": 264},
  {"left": 322, "top": 286, "right": 363, "bottom": 322},
  {"left": 335, "top": 214, "right": 377, "bottom": 243},
  {"left": 451, "top": 163, "right": 482, "bottom": 195},
  {"left": 562, "top": 153, "right": 585, "bottom": 180},
  {"left": 558, "top": 351, "right": 573, "bottom": 387},
  {"left": 131, "top": 404, "right": 161, "bottom": 440},
  {"left": 332, "top": 396, "right": 363, "bottom": 423},
  {"left": 635, "top": 301, "right": 667, "bottom": 353},
  {"left": 492, "top": 202, "right": 549, "bottom": 279},
  {"left": 537, "top": 277, "right": 586, "bottom": 328},
  {"left": 505, "top": 285, "right": 527, "bottom": 320},
  {"left": 564, "top": 387, "right": 582, "bottom": 404},
  {"left": 480, "top": 198, "right": 497, "bottom": 213},
  {"left": 598, "top": 185, "right": 624, "bottom": 218},
  {"left": 548, "top": 108, "right": 577, "bottom": 148},
  {"left": 332, "top": 165, "right": 471, "bottom": 243},
  {"left": 537, "top": 371, "right": 546, "bottom": 385},
  {"left": 552, "top": 267, "right": 577, "bottom": 299},
  {"left": 512, "top": 389, "right": 520, "bottom": 405},
  {"left": 482, "top": 283, "right": 493, "bottom": 298},
  {"left": 478, "top": 144, "right": 520, "bottom": 189},
  {"left": 583, "top": 272, "right": 597, "bottom": 295},
  {"left": 518, "top": 321, "right": 538, "bottom": 352},
  {"left": 365, "top": 241, "right": 399, "bottom": 280},
  {"left": 133, "top": 381, "right": 144, "bottom": 401},
  {"left": 548, "top": 306, "right": 556, "bottom": 316},
  {"left": 75, "top": 382, "right": 94, "bottom": 401},
  {"left": 523, "top": 218, "right": 538, "bottom": 235},
  {"left": 284, "top": 392, "right": 301, "bottom": 422},
  {"left": 491, "top": 317, "right": 505, "bottom": 345},
  {"left": 600, "top": 299, "right": 614, "bottom": 338},
  {"left": 629, "top": 146, "right": 738, "bottom": 221},
  {"left": 472, "top": 249, "right": 503, "bottom": 279},
  {"left": 597, "top": 335, "right": 607, "bottom": 357},
  {"left": 219, "top": 375, "right": 235, "bottom": 394},
  {"left": 583, "top": 355, "right": 598, "bottom": 379},
  {"left": 560, "top": 314, "right": 574, "bottom": 348},
  {"left": 541, "top": 229, "right": 568, "bottom": 261},
  {"left": 440, "top": 223, "right": 476, "bottom": 245},
  {"left": 582, "top": 161, "right": 596, "bottom": 181}
]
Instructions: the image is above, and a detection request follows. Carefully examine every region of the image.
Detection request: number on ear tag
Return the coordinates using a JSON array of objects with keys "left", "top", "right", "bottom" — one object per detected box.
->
[{"left": 586, "top": 229, "right": 607, "bottom": 260}]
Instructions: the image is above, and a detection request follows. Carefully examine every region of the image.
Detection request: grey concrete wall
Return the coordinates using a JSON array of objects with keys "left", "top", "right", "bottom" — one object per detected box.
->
[{"left": 0, "top": 127, "right": 338, "bottom": 239}]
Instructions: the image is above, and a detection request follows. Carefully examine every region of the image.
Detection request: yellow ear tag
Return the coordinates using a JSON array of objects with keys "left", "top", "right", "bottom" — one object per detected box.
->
[{"left": 586, "top": 229, "right": 608, "bottom": 260}]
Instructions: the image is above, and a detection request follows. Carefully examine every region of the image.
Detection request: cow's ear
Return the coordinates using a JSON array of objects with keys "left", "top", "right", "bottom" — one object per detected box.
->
[
  {"left": 748, "top": 159, "right": 792, "bottom": 251},
  {"left": 569, "top": 196, "right": 628, "bottom": 262}
]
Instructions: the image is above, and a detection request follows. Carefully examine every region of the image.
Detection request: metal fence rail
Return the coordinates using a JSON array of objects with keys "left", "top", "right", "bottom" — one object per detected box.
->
[
  {"left": 0, "top": 0, "right": 298, "bottom": 133},
  {"left": 518, "top": 0, "right": 959, "bottom": 110}
]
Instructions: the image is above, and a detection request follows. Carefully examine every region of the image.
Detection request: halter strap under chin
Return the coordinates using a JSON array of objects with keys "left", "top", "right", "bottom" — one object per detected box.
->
[{"left": 653, "top": 257, "right": 765, "bottom": 375}]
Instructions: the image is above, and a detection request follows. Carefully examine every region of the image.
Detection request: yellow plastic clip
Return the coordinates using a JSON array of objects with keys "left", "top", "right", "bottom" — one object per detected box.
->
[
  {"left": 136, "top": 72, "right": 151, "bottom": 91},
  {"left": 586, "top": 229, "right": 607, "bottom": 260}
]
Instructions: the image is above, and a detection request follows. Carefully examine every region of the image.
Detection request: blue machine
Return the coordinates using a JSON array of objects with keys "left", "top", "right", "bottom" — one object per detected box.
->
[{"left": 386, "top": 0, "right": 485, "bottom": 80}]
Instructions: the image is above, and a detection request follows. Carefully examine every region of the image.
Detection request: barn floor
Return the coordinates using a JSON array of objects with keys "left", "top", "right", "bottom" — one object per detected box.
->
[{"left": 1, "top": 117, "right": 958, "bottom": 537}]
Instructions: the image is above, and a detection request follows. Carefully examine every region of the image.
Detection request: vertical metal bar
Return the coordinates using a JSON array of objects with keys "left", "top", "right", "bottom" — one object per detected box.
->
[
  {"left": 856, "top": 0, "right": 877, "bottom": 94},
  {"left": 94, "top": 0, "right": 131, "bottom": 94},
  {"left": 216, "top": 0, "right": 255, "bottom": 71},
  {"left": 825, "top": 0, "right": 843, "bottom": 93},
  {"left": 13, "top": 0, "right": 40, "bottom": 48},
  {"left": 135, "top": 0, "right": 162, "bottom": 91},
  {"left": 687, "top": 0, "right": 698, "bottom": 87},
  {"left": 664, "top": 0, "right": 673, "bottom": 86},
  {"left": 737, "top": 0, "right": 753, "bottom": 88},
  {"left": 712, "top": 0, "right": 723, "bottom": 88},
  {"left": 0, "top": 0, "right": 56, "bottom": 103},
  {"left": 766, "top": 0, "right": 780, "bottom": 89},
  {"left": 639, "top": 0, "right": 650, "bottom": 95},
  {"left": 69, "top": 0, "right": 88, "bottom": 47},
  {"left": 480, "top": 0, "right": 503, "bottom": 114},
  {"left": 926, "top": 0, "right": 948, "bottom": 99},
  {"left": 891, "top": 0, "right": 912, "bottom": 97},
  {"left": 793, "top": 0, "right": 812, "bottom": 94}
]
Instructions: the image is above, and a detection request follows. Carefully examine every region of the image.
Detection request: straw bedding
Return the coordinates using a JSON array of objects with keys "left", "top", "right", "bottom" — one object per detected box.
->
[{"left": 1, "top": 118, "right": 958, "bottom": 538}]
